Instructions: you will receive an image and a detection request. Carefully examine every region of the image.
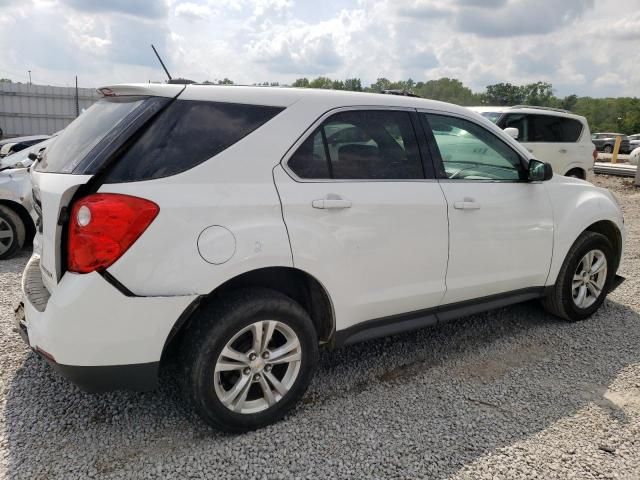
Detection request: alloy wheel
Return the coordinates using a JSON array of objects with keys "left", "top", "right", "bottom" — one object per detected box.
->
[
  {"left": 572, "top": 249, "right": 607, "bottom": 309},
  {"left": 214, "top": 320, "right": 302, "bottom": 414},
  {"left": 0, "top": 218, "right": 15, "bottom": 256}
]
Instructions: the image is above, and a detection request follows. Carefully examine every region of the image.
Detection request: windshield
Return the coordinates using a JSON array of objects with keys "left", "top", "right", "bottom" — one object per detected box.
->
[
  {"left": 480, "top": 111, "right": 503, "bottom": 124},
  {"left": 36, "top": 96, "right": 150, "bottom": 173}
]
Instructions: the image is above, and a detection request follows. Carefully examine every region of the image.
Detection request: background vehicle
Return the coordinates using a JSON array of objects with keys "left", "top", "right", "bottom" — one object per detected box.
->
[
  {"left": 0, "top": 134, "right": 50, "bottom": 158},
  {"left": 628, "top": 133, "right": 640, "bottom": 151},
  {"left": 17, "top": 85, "right": 624, "bottom": 432},
  {"left": 0, "top": 167, "right": 36, "bottom": 259},
  {"left": 592, "top": 133, "right": 631, "bottom": 154},
  {"left": 0, "top": 137, "right": 54, "bottom": 171},
  {"left": 470, "top": 106, "right": 595, "bottom": 179}
]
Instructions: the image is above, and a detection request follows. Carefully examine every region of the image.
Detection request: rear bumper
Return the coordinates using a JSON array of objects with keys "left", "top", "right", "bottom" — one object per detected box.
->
[{"left": 18, "top": 254, "right": 197, "bottom": 391}]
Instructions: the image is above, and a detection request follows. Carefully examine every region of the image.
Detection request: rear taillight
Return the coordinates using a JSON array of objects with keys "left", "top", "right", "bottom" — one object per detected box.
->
[{"left": 68, "top": 193, "right": 159, "bottom": 273}]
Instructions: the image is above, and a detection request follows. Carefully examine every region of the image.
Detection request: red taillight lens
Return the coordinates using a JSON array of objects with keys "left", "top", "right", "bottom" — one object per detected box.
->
[{"left": 68, "top": 193, "right": 159, "bottom": 273}]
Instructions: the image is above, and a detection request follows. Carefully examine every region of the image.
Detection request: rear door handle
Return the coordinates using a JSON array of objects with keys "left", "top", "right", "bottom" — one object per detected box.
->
[
  {"left": 453, "top": 198, "right": 481, "bottom": 210},
  {"left": 559, "top": 148, "right": 567, "bottom": 154},
  {"left": 312, "top": 197, "right": 352, "bottom": 209}
]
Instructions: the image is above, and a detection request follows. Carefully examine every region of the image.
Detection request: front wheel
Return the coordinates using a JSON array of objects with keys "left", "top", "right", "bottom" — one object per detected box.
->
[
  {"left": 181, "top": 288, "right": 319, "bottom": 432},
  {"left": 542, "top": 231, "right": 615, "bottom": 321}
]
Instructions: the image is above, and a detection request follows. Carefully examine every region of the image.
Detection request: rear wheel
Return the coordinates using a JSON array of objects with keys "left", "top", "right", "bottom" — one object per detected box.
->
[
  {"left": 181, "top": 288, "right": 318, "bottom": 432},
  {"left": 603, "top": 144, "right": 613, "bottom": 154},
  {"left": 0, "top": 205, "right": 25, "bottom": 260},
  {"left": 542, "top": 231, "right": 615, "bottom": 321}
]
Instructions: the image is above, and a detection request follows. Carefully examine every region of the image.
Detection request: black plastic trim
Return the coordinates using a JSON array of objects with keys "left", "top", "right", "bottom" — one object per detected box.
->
[
  {"left": 334, "top": 287, "right": 545, "bottom": 347},
  {"left": 609, "top": 274, "right": 625, "bottom": 292},
  {"left": 47, "top": 360, "right": 160, "bottom": 393},
  {"left": 100, "top": 270, "right": 136, "bottom": 297}
]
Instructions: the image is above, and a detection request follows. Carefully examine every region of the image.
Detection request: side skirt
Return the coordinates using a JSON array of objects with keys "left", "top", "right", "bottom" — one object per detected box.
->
[{"left": 334, "top": 287, "right": 545, "bottom": 347}]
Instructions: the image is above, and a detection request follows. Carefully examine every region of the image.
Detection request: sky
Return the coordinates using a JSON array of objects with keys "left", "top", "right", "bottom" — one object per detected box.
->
[{"left": 0, "top": 0, "right": 638, "bottom": 97}]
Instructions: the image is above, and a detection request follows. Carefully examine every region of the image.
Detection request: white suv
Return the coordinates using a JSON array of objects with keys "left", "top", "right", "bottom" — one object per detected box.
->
[
  {"left": 470, "top": 106, "right": 597, "bottom": 179},
  {"left": 16, "top": 85, "right": 624, "bottom": 432}
]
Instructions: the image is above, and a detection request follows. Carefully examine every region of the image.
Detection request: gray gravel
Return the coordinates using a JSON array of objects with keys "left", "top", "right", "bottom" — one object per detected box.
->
[{"left": 1, "top": 175, "right": 640, "bottom": 479}]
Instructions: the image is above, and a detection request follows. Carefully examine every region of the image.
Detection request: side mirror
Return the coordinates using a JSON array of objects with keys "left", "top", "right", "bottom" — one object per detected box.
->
[
  {"left": 504, "top": 127, "right": 519, "bottom": 139},
  {"left": 528, "top": 159, "right": 553, "bottom": 182},
  {"left": 28, "top": 152, "right": 38, "bottom": 161}
]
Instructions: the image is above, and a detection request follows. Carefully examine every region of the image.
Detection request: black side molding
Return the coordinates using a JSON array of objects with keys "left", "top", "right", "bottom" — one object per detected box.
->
[
  {"left": 47, "top": 359, "right": 160, "bottom": 393},
  {"left": 334, "top": 287, "right": 545, "bottom": 347}
]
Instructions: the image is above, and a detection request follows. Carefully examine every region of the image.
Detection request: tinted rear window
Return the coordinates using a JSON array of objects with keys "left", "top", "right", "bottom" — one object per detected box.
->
[
  {"left": 530, "top": 115, "right": 582, "bottom": 142},
  {"left": 36, "top": 97, "right": 150, "bottom": 173},
  {"left": 105, "top": 100, "right": 284, "bottom": 182}
]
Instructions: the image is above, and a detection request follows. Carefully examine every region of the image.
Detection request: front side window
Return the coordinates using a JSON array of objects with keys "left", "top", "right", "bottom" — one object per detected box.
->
[
  {"left": 287, "top": 110, "right": 424, "bottom": 180},
  {"left": 424, "top": 113, "right": 522, "bottom": 181}
]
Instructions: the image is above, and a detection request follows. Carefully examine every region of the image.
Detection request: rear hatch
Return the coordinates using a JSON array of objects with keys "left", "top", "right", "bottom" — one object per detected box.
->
[{"left": 31, "top": 85, "right": 183, "bottom": 293}]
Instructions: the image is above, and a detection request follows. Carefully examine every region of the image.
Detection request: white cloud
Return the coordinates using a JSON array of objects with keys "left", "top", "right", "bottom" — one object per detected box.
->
[
  {"left": 175, "top": 2, "right": 212, "bottom": 22},
  {"left": 0, "top": 0, "right": 637, "bottom": 96}
]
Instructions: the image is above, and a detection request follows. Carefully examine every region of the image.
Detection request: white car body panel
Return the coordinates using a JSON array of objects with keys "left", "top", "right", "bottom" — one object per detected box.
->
[
  {"left": 438, "top": 181, "right": 554, "bottom": 304},
  {"left": 19, "top": 84, "right": 625, "bottom": 374},
  {"left": 541, "top": 175, "right": 625, "bottom": 285},
  {"left": 274, "top": 165, "right": 449, "bottom": 330},
  {"left": 23, "top": 256, "right": 196, "bottom": 365}
]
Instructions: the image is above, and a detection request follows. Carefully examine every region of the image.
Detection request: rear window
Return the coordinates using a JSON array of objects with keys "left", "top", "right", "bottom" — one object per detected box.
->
[
  {"left": 499, "top": 114, "right": 583, "bottom": 143},
  {"left": 530, "top": 115, "right": 582, "bottom": 142},
  {"left": 36, "top": 97, "right": 155, "bottom": 173},
  {"left": 105, "top": 101, "right": 284, "bottom": 182}
]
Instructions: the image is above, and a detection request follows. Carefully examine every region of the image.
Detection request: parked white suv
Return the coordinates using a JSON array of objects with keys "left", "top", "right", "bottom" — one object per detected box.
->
[
  {"left": 16, "top": 85, "right": 624, "bottom": 432},
  {"left": 469, "top": 106, "right": 596, "bottom": 179}
]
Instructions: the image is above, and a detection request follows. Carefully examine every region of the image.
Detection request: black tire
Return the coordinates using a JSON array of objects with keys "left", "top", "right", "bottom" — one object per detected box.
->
[
  {"left": 565, "top": 168, "right": 584, "bottom": 179},
  {"left": 180, "top": 288, "right": 319, "bottom": 432},
  {"left": 0, "top": 205, "right": 25, "bottom": 260},
  {"left": 542, "top": 231, "right": 615, "bottom": 321},
  {"left": 603, "top": 144, "right": 613, "bottom": 154}
]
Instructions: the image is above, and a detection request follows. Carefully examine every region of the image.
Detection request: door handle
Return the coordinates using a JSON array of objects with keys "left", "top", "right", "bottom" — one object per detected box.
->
[
  {"left": 453, "top": 197, "right": 481, "bottom": 210},
  {"left": 312, "top": 196, "right": 352, "bottom": 209},
  {"left": 559, "top": 148, "right": 567, "bottom": 154}
]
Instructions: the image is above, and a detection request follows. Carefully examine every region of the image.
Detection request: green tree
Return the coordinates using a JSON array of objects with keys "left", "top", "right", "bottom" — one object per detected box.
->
[
  {"left": 343, "top": 78, "right": 363, "bottom": 91},
  {"left": 309, "top": 76, "right": 334, "bottom": 89},
  {"left": 292, "top": 78, "right": 310, "bottom": 87}
]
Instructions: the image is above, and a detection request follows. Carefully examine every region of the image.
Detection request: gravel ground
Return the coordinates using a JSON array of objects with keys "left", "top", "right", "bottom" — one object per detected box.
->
[{"left": 1, "top": 175, "right": 639, "bottom": 479}]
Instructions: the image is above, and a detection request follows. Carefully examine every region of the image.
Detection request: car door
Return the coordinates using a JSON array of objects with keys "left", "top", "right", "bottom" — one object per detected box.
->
[
  {"left": 420, "top": 111, "right": 554, "bottom": 305},
  {"left": 274, "top": 108, "right": 449, "bottom": 330}
]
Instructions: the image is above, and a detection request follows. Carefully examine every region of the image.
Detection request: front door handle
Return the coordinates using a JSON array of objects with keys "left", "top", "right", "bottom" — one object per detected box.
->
[
  {"left": 453, "top": 197, "right": 481, "bottom": 210},
  {"left": 312, "top": 196, "right": 352, "bottom": 209},
  {"left": 559, "top": 148, "right": 567, "bottom": 154}
]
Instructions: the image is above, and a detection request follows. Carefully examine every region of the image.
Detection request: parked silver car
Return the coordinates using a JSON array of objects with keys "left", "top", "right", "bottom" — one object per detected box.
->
[{"left": 0, "top": 139, "right": 53, "bottom": 259}]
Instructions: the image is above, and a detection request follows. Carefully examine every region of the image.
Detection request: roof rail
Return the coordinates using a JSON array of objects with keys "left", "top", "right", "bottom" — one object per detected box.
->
[
  {"left": 381, "top": 89, "right": 422, "bottom": 98},
  {"left": 510, "top": 105, "right": 571, "bottom": 114}
]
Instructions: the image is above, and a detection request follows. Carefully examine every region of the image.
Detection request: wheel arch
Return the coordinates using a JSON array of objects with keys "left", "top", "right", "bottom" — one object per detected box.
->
[
  {"left": 564, "top": 167, "right": 586, "bottom": 179},
  {"left": 584, "top": 219, "right": 623, "bottom": 272},
  {"left": 161, "top": 266, "right": 335, "bottom": 363}
]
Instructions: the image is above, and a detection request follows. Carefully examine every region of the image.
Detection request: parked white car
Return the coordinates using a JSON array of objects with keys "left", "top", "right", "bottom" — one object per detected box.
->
[
  {"left": 16, "top": 85, "right": 624, "bottom": 432},
  {"left": 469, "top": 106, "right": 596, "bottom": 179}
]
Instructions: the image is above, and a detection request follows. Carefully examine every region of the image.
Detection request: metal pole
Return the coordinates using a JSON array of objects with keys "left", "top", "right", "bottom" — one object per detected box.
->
[
  {"left": 28, "top": 70, "right": 31, "bottom": 85},
  {"left": 75, "top": 76, "right": 79, "bottom": 117},
  {"left": 151, "top": 44, "right": 172, "bottom": 81}
]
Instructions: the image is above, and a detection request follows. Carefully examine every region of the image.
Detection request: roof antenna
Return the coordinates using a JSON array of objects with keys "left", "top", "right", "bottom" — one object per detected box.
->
[{"left": 151, "top": 44, "right": 172, "bottom": 81}]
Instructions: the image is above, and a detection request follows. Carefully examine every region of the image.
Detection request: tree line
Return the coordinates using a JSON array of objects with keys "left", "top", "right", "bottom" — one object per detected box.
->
[{"left": 230, "top": 76, "right": 638, "bottom": 134}]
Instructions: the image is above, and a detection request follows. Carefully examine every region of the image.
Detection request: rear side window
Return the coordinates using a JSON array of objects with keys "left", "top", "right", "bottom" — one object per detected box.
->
[
  {"left": 529, "top": 115, "right": 582, "bottom": 142},
  {"left": 36, "top": 97, "right": 152, "bottom": 173},
  {"left": 287, "top": 110, "right": 424, "bottom": 180},
  {"left": 106, "top": 101, "right": 284, "bottom": 182}
]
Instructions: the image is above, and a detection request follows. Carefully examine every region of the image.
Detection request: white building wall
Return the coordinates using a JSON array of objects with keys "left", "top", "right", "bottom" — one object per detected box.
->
[{"left": 0, "top": 82, "right": 99, "bottom": 138}]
